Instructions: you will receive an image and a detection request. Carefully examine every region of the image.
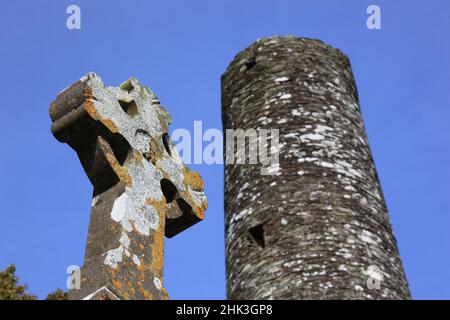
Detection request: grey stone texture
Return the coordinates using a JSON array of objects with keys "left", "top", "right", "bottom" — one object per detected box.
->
[
  {"left": 222, "top": 36, "right": 410, "bottom": 299},
  {"left": 50, "top": 73, "right": 207, "bottom": 299}
]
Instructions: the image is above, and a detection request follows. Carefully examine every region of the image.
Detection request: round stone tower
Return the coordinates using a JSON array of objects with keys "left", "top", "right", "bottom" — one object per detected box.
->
[{"left": 221, "top": 36, "right": 410, "bottom": 299}]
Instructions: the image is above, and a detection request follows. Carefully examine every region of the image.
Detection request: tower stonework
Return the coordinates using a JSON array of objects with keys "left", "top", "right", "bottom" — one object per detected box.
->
[{"left": 222, "top": 37, "right": 410, "bottom": 299}]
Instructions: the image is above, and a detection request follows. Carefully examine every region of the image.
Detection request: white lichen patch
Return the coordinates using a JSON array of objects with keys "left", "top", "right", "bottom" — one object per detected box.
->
[
  {"left": 111, "top": 194, "right": 127, "bottom": 222},
  {"left": 153, "top": 277, "right": 163, "bottom": 290},
  {"left": 274, "top": 77, "right": 289, "bottom": 82},
  {"left": 110, "top": 191, "right": 159, "bottom": 236},
  {"left": 232, "top": 207, "right": 254, "bottom": 223},
  {"left": 314, "top": 124, "right": 334, "bottom": 133},
  {"left": 358, "top": 230, "right": 381, "bottom": 246},
  {"left": 91, "top": 196, "right": 99, "bottom": 207},
  {"left": 132, "top": 254, "right": 141, "bottom": 266},
  {"left": 264, "top": 163, "right": 281, "bottom": 175},
  {"left": 284, "top": 132, "right": 298, "bottom": 139},
  {"left": 279, "top": 93, "right": 292, "bottom": 100},
  {"left": 363, "top": 265, "right": 384, "bottom": 282},
  {"left": 318, "top": 161, "right": 334, "bottom": 168},
  {"left": 103, "top": 247, "right": 123, "bottom": 269},
  {"left": 354, "top": 285, "right": 364, "bottom": 291},
  {"left": 300, "top": 133, "right": 325, "bottom": 141},
  {"left": 338, "top": 265, "right": 348, "bottom": 272},
  {"left": 103, "top": 232, "right": 132, "bottom": 269},
  {"left": 336, "top": 248, "right": 353, "bottom": 259}
]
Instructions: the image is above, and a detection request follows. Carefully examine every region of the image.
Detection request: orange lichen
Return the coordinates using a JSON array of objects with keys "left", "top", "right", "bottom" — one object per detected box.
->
[
  {"left": 182, "top": 167, "right": 204, "bottom": 191},
  {"left": 84, "top": 99, "right": 101, "bottom": 121},
  {"left": 112, "top": 278, "right": 123, "bottom": 290},
  {"left": 181, "top": 190, "right": 206, "bottom": 220},
  {"left": 146, "top": 137, "right": 162, "bottom": 165},
  {"left": 142, "top": 197, "right": 167, "bottom": 277},
  {"left": 102, "top": 118, "right": 119, "bottom": 133},
  {"left": 102, "top": 145, "right": 133, "bottom": 187},
  {"left": 136, "top": 281, "right": 154, "bottom": 300},
  {"left": 150, "top": 226, "right": 165, "bottom": 276},
  {"left": 161, "top": 288, "right": 169, "bottom": 300},
  {"left": 142, "top": 289, "right": 154, "bottom": 300},
  {"left": 193, "top": 205, "right": 205, "bottom": 220},
  {"left": 84, "top": 88, "right": 119, "bottom": 135},
  {"left": 202, "top": 200, "right": 208, "bottom": 211},
  {"left": 134, "top": 151, "right": 143, "bottom": 162},
  {"left": 146, "top": 197, "right": 167, "bottom": 214}
]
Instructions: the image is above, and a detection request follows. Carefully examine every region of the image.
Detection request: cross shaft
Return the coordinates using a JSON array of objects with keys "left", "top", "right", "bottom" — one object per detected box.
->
[{"left": 49, "top": 73, "right": 207, "bottom": 300}]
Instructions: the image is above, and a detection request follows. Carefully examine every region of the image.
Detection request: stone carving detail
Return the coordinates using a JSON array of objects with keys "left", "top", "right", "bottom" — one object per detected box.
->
[{"left": 50, "top": 73, "right": 207, "bottom": 300}]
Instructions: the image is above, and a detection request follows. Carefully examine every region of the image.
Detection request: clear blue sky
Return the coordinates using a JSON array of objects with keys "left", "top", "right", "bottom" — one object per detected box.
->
[{"left": 0, "top": 1, "right": 449, "bottom": 300}]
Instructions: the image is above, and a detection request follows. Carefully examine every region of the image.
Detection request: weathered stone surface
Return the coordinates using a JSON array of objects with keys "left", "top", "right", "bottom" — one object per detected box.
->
[
  {"left": 222, "top": 36, "right": 410, "bottom": 299},
  {"left": 50, "top": 73, "right": 207, "bottom": 300}
]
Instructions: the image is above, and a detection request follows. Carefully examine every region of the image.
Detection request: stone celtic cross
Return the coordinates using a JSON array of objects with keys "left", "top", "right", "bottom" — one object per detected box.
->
[{"left": 50, "top": 73, "right": 207, "bottom": 300}]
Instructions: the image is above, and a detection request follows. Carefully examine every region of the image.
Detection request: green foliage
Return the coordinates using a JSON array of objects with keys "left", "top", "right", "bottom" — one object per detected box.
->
[
  {"left": 0, "top": 264, "right": 37, "bottom": 300},
  {"left": 0, "top": 264, "right": 68, "bottom": 300},
  {"left": 45, "top": 288, "right": 68, "bottom": 300}
]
